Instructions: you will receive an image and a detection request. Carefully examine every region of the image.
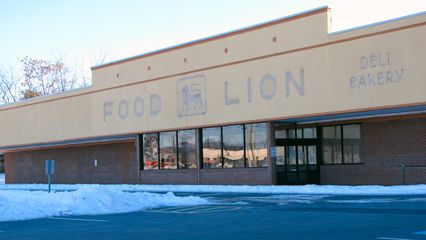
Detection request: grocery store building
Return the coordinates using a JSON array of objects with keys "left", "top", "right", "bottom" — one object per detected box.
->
[{"left": 1, "top": 7, "right": 425, "bottom": 185}]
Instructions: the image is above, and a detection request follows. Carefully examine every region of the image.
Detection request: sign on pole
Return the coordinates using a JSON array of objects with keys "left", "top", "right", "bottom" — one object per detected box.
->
[{"left": 45, "top": 160, "right": 54, "bottom": 193}]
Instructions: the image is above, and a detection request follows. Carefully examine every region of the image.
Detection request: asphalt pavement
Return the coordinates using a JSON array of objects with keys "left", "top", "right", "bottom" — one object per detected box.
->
[{"left": 1, "top": 192, "right": 426, "bottom": 240}]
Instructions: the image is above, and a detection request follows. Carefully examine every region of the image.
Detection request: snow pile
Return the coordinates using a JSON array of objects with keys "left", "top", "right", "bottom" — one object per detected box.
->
[
  {"left": 0, "top": 174, "right": 4, "bottom": 184},
  {"left": 0, "top": 185, "right": 210, "bottom": 222},
  {"left": 119, "top": 184, "right": 426, "bottom": 195}
]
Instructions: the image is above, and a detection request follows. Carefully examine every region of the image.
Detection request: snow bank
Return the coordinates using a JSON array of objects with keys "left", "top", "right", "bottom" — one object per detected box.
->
[
  {"left": 117, "top": 184, "right": 426, "bottom": 195},
  {"left": 1, "top": 183, "right": 426, "bottom": 195},
  {"left": 0, "top": 185, "right": 210, "bottom": 222},
  {"left": 1, "top": 183, "right": 426, "bottom": 222}
]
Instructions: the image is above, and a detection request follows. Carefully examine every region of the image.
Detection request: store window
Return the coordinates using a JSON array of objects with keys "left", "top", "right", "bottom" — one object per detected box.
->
[
  {"left": 178, "top": 130, "right": 197, "bottom": 169},
  {"left": 275, "top": 127, "right": 316, "bottom": 139},
  {"left": 142, "top": 123, "right": 270, "bottom": 170},
  {"left": 245, "top": 123, "right": 268, "bottom": 167},
  {"left": 201, "top": 123, "right": 269, "bottom": 169},
  {"left": 343, "top": 125, "right": 362, "bottom": 164},
  {"left": 223, "top": 125, "right": 245, "bottom": 168},
  {"left": 322, "top": 126, "right": 342, "bottom": 164},
  {"left": 202, "top": 127, "right": 222, "bottom": 168},
  {"left": 322, "top": 124, "right": 362, "bottom": 164},
  {"left": 159, "top": 131, "right": 177, "bottom": 169},
  {"left": 143, "top": 133, "right": 159, "bottom": 170}
]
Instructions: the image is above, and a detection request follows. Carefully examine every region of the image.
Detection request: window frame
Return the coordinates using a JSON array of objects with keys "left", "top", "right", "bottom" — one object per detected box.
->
[
  {"left": 140, "top": 122, "right": 269, "bottom": 170},
  {"left": 201, "top": 122, "right": 268, "bottom": 169},
  {"left": 142, "top": 132, "right": 160, "bottom": 170},
  {"left": 177, "top": 129, "right": 197, "bottom": 169},
  {"left": 320, "top": 123, "right": 363, "bottom": 165},
  {"left": 159, "top": 131, "right": 178, "bottom": 170}
]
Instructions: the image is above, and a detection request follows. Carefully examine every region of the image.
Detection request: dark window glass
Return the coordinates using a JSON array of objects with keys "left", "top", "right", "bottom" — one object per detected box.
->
[
  {"left": 343, "top": 125, "right": 361, "bottom": 164},
  {"left": 288, "top": 129, "right": 296, "bottom": 139},
  {"left": 322, "top": 126, "right": 342, "bottom": 164},
  {"left": 303, "top": 127, "right": 317, "bottom": 139},
  {"left": 159, "top": 131, "right": 177, "bottom": 169},
  {"left": 296, "top": 129, "right": 303, "bottom": 139},
  {"left": 322, "top": 124, "right": 362, "bottom": 165},
  {"left": 276, "top": 147, "right": 285, "bottom": 165},
  {"left": 223, "top": 125, "right": 244, "bottom": 168},
  {"left": 307, "top": 146, "right": 317, "bottom": 165},
  {"left": 245, "top": 123, "right": 268, "bottom": 167},
  {"left": 143, "top": 133, "right": 158, "bottom": 170},
  {"left": 275, "top": 129, "right": 287, "bottom": 139},
  {"left": 287, "top": 146, "right": 297, "bottom": 165},
  {"left": 298, "top": 146, "right": 307, "bottom": 165},
  {"left": 202, "top": 127, "right": 222, "bottom": 168},
  {"left": 178, "top": 130, "right": 197, "bottom": 169}
]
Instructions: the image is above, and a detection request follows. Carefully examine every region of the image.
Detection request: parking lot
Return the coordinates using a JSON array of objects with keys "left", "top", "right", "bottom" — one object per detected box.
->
[{"left": 1, "top": 192, "right": 426, "bottom": 240}]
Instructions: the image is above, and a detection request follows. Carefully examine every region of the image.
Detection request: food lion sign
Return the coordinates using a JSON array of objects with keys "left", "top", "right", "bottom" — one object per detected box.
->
[
  {"left": 176, "top": 74, "right": 207, "bottom": 117},
  {"left": 102, "top": 68, "right": 305, "bottom": 122}
]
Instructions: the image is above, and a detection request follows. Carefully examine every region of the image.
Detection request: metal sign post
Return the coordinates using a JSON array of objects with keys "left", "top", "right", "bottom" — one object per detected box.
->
[{"left": 45, "top": 160, "right": 54, "bottom": 193}]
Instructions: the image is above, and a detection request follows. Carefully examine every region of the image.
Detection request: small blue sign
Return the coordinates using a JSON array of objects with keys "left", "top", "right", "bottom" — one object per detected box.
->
[
  {"left": 45, "top": 160, "right": 54, "bottom": 175},
  {"left": 270, "top": 147, "right": 277, "bottom": 157}
]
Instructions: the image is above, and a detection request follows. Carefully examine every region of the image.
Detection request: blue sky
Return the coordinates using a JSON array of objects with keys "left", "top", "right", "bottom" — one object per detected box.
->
[{"left": 0, "top": 0, "right": 425, "bottom": 69}]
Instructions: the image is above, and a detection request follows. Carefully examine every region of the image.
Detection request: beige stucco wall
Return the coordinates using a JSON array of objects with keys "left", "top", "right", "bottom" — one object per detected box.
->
[{"left": 0, "top": 7, "right": 425, "bottom": 148}]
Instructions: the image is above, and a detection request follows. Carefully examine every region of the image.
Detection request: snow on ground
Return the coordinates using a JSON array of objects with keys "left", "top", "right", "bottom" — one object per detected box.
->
[
  {"left": 0, "top": 185, "right": 210, "bottom": 222},
  {"left": 1, "top": 183, "right": 426, "bottom": 195},
  {"left": 0, "top": 174, "right": 4, "bottom": 184},
  {"left": 1, "top": 183, "right": 426, "bottom": 222}
]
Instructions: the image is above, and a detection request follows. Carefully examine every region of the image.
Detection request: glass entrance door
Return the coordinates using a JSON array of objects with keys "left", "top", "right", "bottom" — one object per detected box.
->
[
  {"left": 274, "top": 125, "right": 320, "bottom": 185},
  {"left": 276, "top": 143, "right": 319, "bottom": 185}
]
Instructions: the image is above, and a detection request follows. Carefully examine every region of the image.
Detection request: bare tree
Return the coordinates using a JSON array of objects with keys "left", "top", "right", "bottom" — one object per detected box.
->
[
  {"left": 92, "top": 48, "right": 110, "bottom": 66},
  {"left": 53, "top": 51, "right": 78, "bottom": 92},
  {"left": 0, "top": 65, "right": 20, "bottom": 104},
  {"left": 77, "top": 60, "right": 91, "bottom": 87},
  {"left": 0, "top": 49, "right": 111, "bottom": 103},
  {"left": 20, "top": 56, "right": 77, "bottom": 99},
  {"left": 76, "top": 48, "right": 111, "bottom": 88}
]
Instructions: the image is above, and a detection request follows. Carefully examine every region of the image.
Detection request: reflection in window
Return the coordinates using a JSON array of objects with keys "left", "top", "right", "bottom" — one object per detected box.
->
[
  {"left": 322, "top": 126, "right": 342, "bottom": 164},
  {"left": 274, "top": 127, "right": 317, "bottom": 139},
  {"left": 303, "top": 127, "right": 317, "bottom": 139},
  {"left": 275, "top": 129, "right": 287, "bottom": 139},
  {"left": 223, "top": 125, "right": 244, "bottom": 168},
  {"left": 287, "top": 146, "right": 296, "bottom": 165},
  {"left": 276, "top": 147, "right": 285, "bottom": 165},
  {"left": 308, "top": 146, "right": 317, "bottom": 165},
  {"left": 245, "top": 123, "right": 267, "bottom": 167},
  {"left": 298, "top": 146, "right": 306, "bottom": 165},
  {"left": 202, "top": 127, "right": 222, "bottom": 168},
  {"left": 160, "top": 131, "right": 177, "bottom": 169},
  {"left": 143, "top": 133, "right": 158, "bottom": 170},
  {"left": 322, "top": 124, "right": 362, "bottom": 164},
  {"left": 178, "top": 130, "right": 197, "bottom": 169},
  {"left": 343, "top": 125, "right": 361, "bottom": 164}
]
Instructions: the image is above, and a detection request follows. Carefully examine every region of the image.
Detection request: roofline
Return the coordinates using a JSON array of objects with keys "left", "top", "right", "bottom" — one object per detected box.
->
[
  {"left": 91, "top": 6, "right": 329, "bottom": 71},
  {"left": 329, "top": 10, "right": 426, "bottom": 35}
]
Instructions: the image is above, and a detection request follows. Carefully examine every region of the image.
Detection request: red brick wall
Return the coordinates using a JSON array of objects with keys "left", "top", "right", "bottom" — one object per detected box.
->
[
  {"left": 321, "top": 117, "right": 426, "bottom": 185},
  {"left": 199, "top": 168, "right": 270, "bottom": 185},
  {"left": 140, "top": 170, "right": 198, "bottom": 184},
  {"left": 139, "top": 168, "right": 270, "bottom": 185},
  {"left": 5, "top": 141, "right": 138, "bottom": 184}
]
